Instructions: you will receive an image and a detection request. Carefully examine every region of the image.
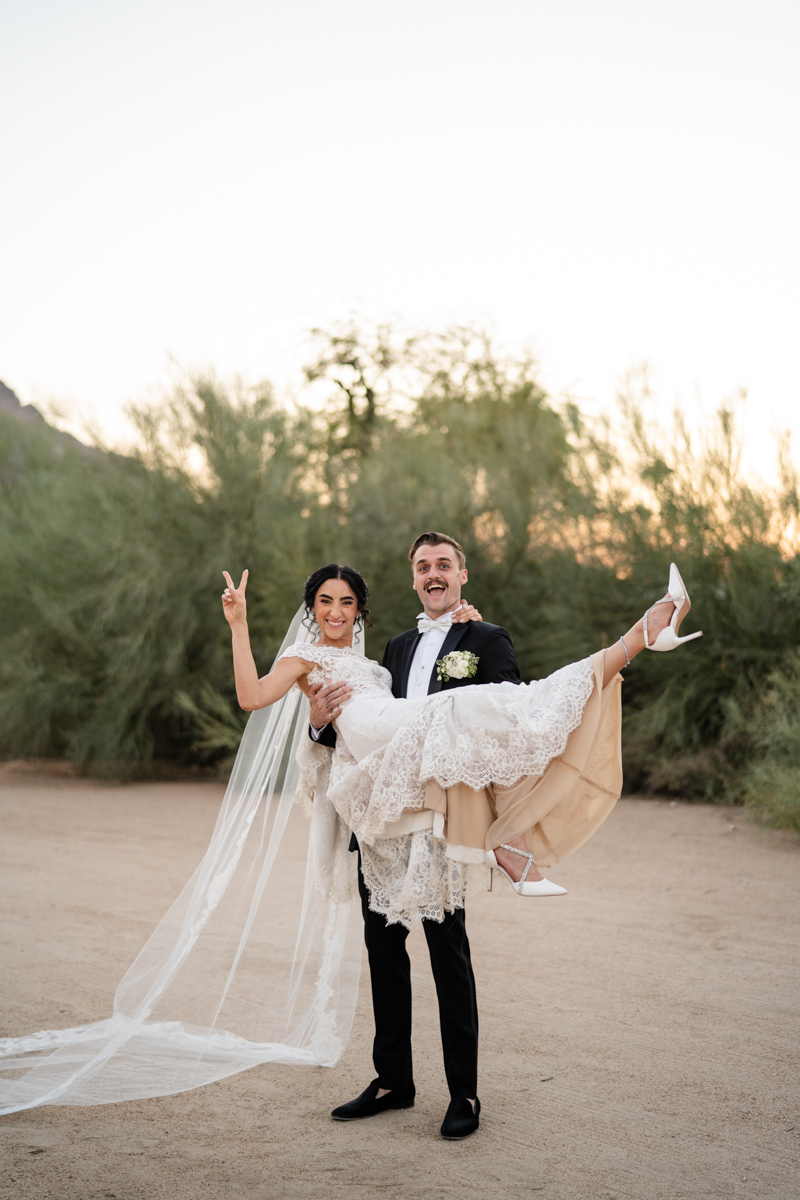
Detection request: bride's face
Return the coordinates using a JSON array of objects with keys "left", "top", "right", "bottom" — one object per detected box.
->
[{"left": 313, "top": 578, "right": 359, "bottom": 645}]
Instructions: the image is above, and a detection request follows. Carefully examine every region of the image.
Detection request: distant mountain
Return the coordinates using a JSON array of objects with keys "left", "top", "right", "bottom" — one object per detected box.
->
[{"left": 0, "top": 380, "right": 98, "bottom": 456}]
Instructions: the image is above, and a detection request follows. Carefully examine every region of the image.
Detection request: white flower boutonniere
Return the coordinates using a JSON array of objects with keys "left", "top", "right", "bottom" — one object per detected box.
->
[{"left": 436, "top": 650, "right": 479, "bottom": 683}]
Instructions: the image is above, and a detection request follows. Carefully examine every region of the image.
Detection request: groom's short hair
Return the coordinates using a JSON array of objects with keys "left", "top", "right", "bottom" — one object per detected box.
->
[{"left": 408, "top": 531, "right": 466, "bottom": 570}]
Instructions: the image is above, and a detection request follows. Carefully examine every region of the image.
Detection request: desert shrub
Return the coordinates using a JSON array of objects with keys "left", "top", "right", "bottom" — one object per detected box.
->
[
  {"left": 0, "top": 384, "right": 316, "bottom": 773},
  {"left": 1, "top": 325, "right": 798, "bottom": 821},
  {"left": 737, "top": 655, "right": 800, "bottom": 829}
]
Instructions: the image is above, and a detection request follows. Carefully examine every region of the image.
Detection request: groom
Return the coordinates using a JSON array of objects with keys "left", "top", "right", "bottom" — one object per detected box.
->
[{"left": 308, "top": 531, "right": 520, "bottom": 1140}]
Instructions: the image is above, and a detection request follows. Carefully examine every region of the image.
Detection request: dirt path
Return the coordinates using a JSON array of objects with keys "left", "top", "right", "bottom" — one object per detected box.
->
[{"left": 1, "top": 773, "right": 798, "bottom": 1200}]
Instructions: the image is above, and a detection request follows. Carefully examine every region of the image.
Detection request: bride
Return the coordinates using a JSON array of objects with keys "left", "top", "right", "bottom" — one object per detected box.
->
[
  {"left": 0, "top": 559, "right": 700, "bottom": 1116},
  {"left": 222, "top": 559, "right": 701, "bottom": 926}
]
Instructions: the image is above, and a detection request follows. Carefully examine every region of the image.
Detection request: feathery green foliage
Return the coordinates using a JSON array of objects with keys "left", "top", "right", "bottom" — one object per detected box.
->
[
  {"left": 1, "top": 325, "right": 798, "bottom": 826},
  {"left": 737, "top": 655, "right": 800, "bottom": 830}
]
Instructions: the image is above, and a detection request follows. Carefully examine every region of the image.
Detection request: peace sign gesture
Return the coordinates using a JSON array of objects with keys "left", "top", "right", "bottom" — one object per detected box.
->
[{"left": 221, "top": 569, "right": 249, "bottom": 628}]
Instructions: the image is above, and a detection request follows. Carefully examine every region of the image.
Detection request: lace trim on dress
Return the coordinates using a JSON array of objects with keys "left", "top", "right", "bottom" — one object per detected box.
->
[
  {"left": 358, "top": 833, "right": 485, "bottom": 930},
  {"left": 278, "top": 642, "right": 393, "bottom": 700},
  {"left": 279, "top": 642, "right": 360, "bottom": 661},
  {"left": 286, "top": 643, "right": 598, "bottom": 929},
  {"left": 329, "top": 658, "right": 596, "bottom": 848}
]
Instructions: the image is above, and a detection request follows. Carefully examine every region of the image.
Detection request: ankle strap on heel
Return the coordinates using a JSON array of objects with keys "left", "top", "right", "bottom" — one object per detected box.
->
[
  {"left": 643, "top": 596, "right": 673, "bottom": 652},
  {"left": 498, "top": 843, "right": 535, "bottom": 886}
]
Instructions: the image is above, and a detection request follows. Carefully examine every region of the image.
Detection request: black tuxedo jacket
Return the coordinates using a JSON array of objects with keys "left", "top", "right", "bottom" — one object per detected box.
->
[
  {"left": 313, "top": 619, "right": 520, "bottom": 749},
  {"left": 382, "top": 619, "right": 520, "bottom": 698}
]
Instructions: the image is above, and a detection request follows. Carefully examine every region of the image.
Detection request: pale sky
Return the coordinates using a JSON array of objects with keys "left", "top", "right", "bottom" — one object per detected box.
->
[{"left": 2, "top": 0, "right": 798, "bottom": 477}]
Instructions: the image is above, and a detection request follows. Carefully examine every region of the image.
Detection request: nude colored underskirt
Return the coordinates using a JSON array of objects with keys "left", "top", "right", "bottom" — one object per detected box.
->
[{"left": 377, "top": 651, "right": 623, "bottom": 869}]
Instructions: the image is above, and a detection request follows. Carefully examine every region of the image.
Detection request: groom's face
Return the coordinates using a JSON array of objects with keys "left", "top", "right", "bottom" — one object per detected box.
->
[{"left": 411, "top": 544, "right": 468, "bottom": 618}]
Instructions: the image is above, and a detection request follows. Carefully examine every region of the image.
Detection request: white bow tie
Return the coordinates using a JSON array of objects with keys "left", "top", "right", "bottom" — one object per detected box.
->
[{"left": 417, "top": 611, "right": 454, "bottom": 634}]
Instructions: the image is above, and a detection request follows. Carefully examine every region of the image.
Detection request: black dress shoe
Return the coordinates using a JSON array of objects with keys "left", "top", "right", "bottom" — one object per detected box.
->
[
  {"left": 331, "top": 1078, "right": 415, "bottom": 1121},
  {"left": 440, "top": 1096, "right": 481, "bottom": 1140}
]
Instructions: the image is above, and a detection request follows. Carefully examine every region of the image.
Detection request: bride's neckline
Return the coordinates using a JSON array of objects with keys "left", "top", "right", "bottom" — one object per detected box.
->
[{"left": 309, "top": 641, "right": 357, "bottom": 653}]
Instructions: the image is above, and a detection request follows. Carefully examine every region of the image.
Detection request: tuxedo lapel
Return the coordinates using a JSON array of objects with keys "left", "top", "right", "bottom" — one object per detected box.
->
[
  {"left": 400, "top": 630, "right": 423, "bottom": 698},
  {"left": 427, "top": 622, "right": 469, "bottom": 694}
]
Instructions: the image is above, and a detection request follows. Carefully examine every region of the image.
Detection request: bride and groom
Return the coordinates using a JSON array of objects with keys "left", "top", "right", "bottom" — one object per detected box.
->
[
  {"left": 222, "top": 530, "right": 698, "bottom": 1139},
  {"left": 0, "top": 529, "right": 699, "bottom": 1127}
]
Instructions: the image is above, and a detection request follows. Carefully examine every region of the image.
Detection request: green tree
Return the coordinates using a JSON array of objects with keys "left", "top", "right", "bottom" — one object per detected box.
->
[{"left": 2, "top": 328, "right": 799, "bottom": 828}]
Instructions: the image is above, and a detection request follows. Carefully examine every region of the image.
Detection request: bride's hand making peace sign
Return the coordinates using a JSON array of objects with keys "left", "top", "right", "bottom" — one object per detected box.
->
[{"left": 221, "top": 570, "right": 249, "bottom": 628}]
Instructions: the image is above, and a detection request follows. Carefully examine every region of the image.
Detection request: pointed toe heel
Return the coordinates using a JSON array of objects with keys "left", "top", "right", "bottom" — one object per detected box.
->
[
  {"left": 643, "top": 563, "right": 703, "bottom": 652},
  {"left": 486, "top": 847, "right": 567, "bottom": 897}
]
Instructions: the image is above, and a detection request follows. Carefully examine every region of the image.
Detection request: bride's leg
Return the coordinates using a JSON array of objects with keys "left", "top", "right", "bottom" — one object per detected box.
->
[
  {"left": 436, "top": 782, "right": 544, "bottom": 881},
  {"left": 602, "top": 598, "right": 677, "bottom": 686},
  {"left": 489, "top": 779, "right": 546, "bottom": 882},
  {"left": 487, "top": 645, "right": 625, "bottom": 879}
]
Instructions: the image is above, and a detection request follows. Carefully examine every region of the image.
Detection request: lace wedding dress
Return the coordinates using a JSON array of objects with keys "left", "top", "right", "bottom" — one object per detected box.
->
[
  {"left": 1, "top": 617, "right": 621, "bottom": 1115},
  {"left": 284, "top": 642, "right": 619, "bottom": 930}
]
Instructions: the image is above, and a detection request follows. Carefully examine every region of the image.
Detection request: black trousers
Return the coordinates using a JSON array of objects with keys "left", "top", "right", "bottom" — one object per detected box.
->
[{"left": 357, "top": 852, "right": 479, "bottom": 1099}]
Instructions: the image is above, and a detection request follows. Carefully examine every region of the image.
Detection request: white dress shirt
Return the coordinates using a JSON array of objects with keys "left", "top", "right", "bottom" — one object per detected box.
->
[{"left": 406, "top": 612, "right": 453, "bottom": 701}]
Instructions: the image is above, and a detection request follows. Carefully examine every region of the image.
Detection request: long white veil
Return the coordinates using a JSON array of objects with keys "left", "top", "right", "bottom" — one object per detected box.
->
[{"left": 0, "top": 608, "right": 363, "bottom": 1113}]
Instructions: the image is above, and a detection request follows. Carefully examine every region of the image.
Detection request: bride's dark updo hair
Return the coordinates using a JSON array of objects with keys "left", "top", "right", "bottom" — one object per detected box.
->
[{"left": 302, "top": 564, "right": 372, "bottom": 631}]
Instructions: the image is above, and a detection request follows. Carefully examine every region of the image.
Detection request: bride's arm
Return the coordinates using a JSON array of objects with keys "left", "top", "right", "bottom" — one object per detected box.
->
[{"left": 222, "top": 570, "right": 311, "bottom": 710}]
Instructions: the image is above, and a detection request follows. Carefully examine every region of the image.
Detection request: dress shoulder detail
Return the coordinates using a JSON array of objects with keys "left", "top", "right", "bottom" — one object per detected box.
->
[
  {"left": 278, "top": 642, "right": 394, "bottom": 697},
  {"left": 277, "top": 641, "right": 355, "bottom": 665}
]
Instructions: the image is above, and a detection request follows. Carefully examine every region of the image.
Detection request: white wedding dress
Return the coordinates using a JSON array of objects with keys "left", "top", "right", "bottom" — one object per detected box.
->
[
  {"left": 1, "top": 616, "right": 619, "bottom": 1116},
  {"left": 284, "top": 641, "right": 599, "bottom": 929}
]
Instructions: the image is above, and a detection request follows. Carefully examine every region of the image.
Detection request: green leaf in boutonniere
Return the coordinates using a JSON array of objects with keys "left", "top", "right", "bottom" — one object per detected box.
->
[{"left": 436, "top": 650, "right": 479, "bottom": 683}]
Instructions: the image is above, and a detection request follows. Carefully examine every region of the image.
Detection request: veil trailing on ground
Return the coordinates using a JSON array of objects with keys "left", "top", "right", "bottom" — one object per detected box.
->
[{"left": 0, "top": 608, "right": 363, "bottom": 1114}]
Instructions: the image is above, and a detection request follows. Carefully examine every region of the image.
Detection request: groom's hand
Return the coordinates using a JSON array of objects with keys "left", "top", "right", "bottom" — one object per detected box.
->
[
  {"left": 309, "top": 680, "right": 351, "bottom": 730},
  {"left": 452, "top": 601, "right": 483, "bottom": 623}
]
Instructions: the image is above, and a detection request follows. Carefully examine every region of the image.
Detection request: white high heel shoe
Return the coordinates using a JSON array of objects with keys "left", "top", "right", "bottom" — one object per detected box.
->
[
  {"left": 644, "top": 563, "right": 703, "bottom": 652},
  {"left": 486, "top": 845, "right": 567, "bottom": 897}
]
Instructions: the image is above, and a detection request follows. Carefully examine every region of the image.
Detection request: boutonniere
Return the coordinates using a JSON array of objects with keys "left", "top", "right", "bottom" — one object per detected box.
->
[{"left": 436, "top": 650, "right": 479, "bottom": 682}]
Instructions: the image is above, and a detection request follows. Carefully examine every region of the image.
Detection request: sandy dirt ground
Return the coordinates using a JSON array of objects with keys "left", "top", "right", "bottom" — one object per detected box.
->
[{"left": 0, "top": 771, "right": 798, "bottom": 1200}]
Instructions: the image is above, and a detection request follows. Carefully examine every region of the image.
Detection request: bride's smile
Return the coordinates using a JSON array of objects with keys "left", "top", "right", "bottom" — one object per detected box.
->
[{"left": 314, "top": 578, "right": 359, "bottom": 646}]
